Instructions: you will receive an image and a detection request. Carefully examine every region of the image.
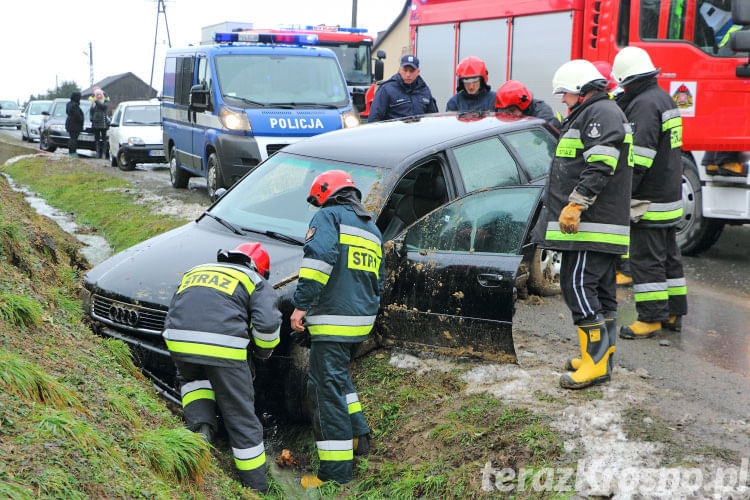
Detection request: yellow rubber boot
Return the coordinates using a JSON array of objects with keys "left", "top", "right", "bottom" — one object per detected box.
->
[
  {"left": 619, "top": 321, "right": 661, "bottom": 339},
  {"left": 560, "top": 317, "right": 611, "bottom": 389},
  {"left": 301, "top": 475, "right": 324, "bottom": 489},
  {"left": 616, "top": 271, "right": 632, "bottom": 286},
  {"left": 664, "top": 315, "right": 682, "bottom": 332},
  {"left": 565, "top": 313, "right": 615, "bottom": 372}
]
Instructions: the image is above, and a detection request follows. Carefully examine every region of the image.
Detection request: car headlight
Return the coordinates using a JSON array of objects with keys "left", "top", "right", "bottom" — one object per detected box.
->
[
  {"left": 50, "top": 124, "right": 65, "bottom": 132},
  {"left": 219, "top": 106, "right": 252, "bottom": 131},
  {"left": 128, "top": 137, "right": 145, "bottom": 146},
  {"left": 341, "top": 110, "right": 360, "bottom": 128}
]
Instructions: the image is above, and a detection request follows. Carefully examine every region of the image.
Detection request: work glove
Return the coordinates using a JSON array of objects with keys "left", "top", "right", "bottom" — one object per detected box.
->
[{"left": 559, "top": 203, "right": 583, "bottom": 234}]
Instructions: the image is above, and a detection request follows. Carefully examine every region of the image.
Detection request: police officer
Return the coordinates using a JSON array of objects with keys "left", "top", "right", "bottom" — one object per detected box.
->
[
  {"left": 612, "top": 46, "right": 688, "bottom": 338},
  {"left": 162, "top": 242, "right": 281, "bottom": 493},
  {"left": 368, "top": 54, "right": 438, "bottom": 122},
  {"left": 537, "top": 59, "right": 633, "bottom": 389},
  {"left": 495, "top": 80, "right": 563, "bottom": 132},
  {"left": 290, "top": 170, "right": 384, "bottom": 487},
  {"left": 445, "top": 56, "right": 496, "bottom": 112}
]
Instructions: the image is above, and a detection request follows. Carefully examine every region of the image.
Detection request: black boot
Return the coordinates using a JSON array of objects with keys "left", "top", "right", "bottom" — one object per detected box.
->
[
  {"left": 197, "top": 423, "right": 214, "bottom": 444},
  {"left": 354, "top": 434, "right": 369, "bottom": 456}
]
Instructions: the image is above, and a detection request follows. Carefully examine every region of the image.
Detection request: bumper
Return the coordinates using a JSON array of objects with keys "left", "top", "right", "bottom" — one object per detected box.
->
[
  {"left": 0, "top": 117, "right": 21, "bottom": 127},
  {"left": 119, "top": 144, "right": 166, "bottom": 164},
  {"left": 49, "top": 131, "right": 97, "bottom": 150},
  {"left": 215, "top": 134, "right": 295, "bottom": 185}
]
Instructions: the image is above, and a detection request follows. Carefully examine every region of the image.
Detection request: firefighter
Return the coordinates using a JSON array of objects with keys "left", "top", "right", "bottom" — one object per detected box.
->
[
  {"left": 612, "top": 46, "right": 688, "bottom": 338},
  {"left": 290, "top": 170, "right": 384, "bottom": 487},
  {"left": 445, "top": 56, "right": 496, "bottom": 112},
  {"left": 495, "top": 80, "right": 563, "bottom": 132},
  {"left": 537, "top": 59, "right": 633, "bottom": 389},
  {"left": 162, "top": 243, "right": 281, "bottom": 493},
  {"left": 368, "top": 54, "right": 438, "bottom": 122}
]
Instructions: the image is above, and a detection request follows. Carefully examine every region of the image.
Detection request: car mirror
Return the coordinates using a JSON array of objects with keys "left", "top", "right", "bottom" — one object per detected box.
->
[
  {"left": 374, "top": 59, "right": 384, "bottom": 82},
  {"left": 109, "top": 121, "right": 119, "bottom": 127},
  {"left": 212, "top": 187, "right": 227, "bottom": 202},
  {"left": 377, "top": 49, "right": 386, "bottom": 60},
  {"left": 41, "top": 111, "right": 49, "bottom": 116},
  {"left": 189, "top": 84, "right": 209, "bottom": 111}
]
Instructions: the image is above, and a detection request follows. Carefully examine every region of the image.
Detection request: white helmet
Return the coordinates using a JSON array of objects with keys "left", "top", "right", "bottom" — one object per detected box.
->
[
  {"left": 612, "top": 46, "right": 659, "bottom": 85},
  {"left": 552, "top": 59, "right": 607, "bottom": 95}
]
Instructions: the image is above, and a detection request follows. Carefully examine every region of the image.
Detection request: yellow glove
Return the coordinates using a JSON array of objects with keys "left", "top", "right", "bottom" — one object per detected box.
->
[{"left": 559, "top": 203, "right": 583, "bottom": 234}]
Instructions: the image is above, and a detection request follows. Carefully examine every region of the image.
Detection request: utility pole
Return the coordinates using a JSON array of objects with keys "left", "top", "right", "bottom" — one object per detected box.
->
[
  {"left": 150, "top": 0, "right": 173, "bottom": 89},
  {"left": 88, "top": 42, "right": 94, "bottom": 87},
  {"left": 351, "top": 0, "right": 358, "bottom": 27}
]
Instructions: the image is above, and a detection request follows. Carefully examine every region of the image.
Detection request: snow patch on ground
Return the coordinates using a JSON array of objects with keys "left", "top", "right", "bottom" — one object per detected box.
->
[
  {"left": 4, "top": 153, "right": 59, "bottom": 166},
  {"left": 102, "top": 187, "right": 204, "bottom": 220},
  {"left": 388, "top": 352, "right": 456, "bottom": 376}
]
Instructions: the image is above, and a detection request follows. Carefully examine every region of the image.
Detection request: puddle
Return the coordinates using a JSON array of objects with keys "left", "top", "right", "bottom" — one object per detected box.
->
[{"left": 2, "top": 167, "right": 113, "bottom": 267}]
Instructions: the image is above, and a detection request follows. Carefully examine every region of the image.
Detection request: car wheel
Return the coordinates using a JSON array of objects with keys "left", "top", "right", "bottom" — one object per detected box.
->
[
  {"left": 21, "top": 126, "right": 28, "bottom": 141},
  {"left": 117, "top": 149, "right": 136, "bottom": 171},
  {"left": 676, "top": 155, "right": 724, "bottom": 255},
  {"left": 528, "top": 248, "right": 561, "bottom": 296},
  {"left": 283, "top": 343, "right": 310, "bottom": 423},
  {"left": 206, "top": 152, "right": 225, "bottom": 199},
  {"left": 169, "top": 149, "right": 189, "bottom": 189},
  {"left": 40, "top": 133, "right": 56, "bottom": 153}
]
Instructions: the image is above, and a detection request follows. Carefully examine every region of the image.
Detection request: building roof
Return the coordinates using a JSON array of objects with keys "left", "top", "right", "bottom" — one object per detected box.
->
[{"left": 82, "top": 72, "right": 157, "bottom": 95}]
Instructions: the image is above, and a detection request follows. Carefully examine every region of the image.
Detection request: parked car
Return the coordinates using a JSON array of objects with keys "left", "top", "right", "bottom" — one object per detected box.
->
[
  {"left": 39, "top": 98, "right": 95, "bottom": 153},
  {"left": 0, "top": 100, "right": 22, "bottom": 129},
  {"left": 20, "top": 100, "right": 52, "bottom": 142},
  {"left": 83, "top": 112, "right": 558, "bottom": 418},
  {"left": 108, "top": 100, "right": 166, "bottom": 170}
]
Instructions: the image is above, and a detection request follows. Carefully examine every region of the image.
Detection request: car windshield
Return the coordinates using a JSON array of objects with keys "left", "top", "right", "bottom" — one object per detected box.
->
[
  {"left": 29, "top": 102, "right": 50, "bottom": 115},
  {"left": 209, "top": 152, "right": 385, "bottom": 239},
  {"left": 215, "top": 54, "right": 349, "bottom": 108},
  {"left": 123, "top": 105, "right": 161, "bottom": 125},
  {"left": 52, "top": 101, "right": 91, "bottom": 118},
  {"left": 0, "top": 101, "right": 19, "bottom": 110},
  {"left": 325, "top": 43, "right": 371, "bottom": 86}
]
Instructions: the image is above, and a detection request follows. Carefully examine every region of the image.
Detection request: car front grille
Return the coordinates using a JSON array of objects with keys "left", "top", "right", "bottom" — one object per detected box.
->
[
  {"left": 266, "top": 144, "right": 288, "bottom": 157},
  {"left": 91, "top": 295, "right": 167, "bottom": 334}
]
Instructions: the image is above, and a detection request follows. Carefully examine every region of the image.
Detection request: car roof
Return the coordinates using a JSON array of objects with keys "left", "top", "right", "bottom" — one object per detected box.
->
[
  {"left": 282, "top": 112, "right": 549, "bottom": 169},
  {"left": 120, "top": 100, "right": 160, "bottom": 107}
]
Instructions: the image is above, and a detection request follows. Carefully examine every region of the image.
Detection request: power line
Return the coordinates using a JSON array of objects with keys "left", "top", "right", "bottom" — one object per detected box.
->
[{"left": 149, "top": 0, "right": 173, "bottom": 89}]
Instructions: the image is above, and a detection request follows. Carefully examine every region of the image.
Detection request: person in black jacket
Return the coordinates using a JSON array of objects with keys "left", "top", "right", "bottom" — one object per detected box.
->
[
  {"left": 612, "top": 46, "right": 687, "bottom": 338},
  {"left": 368, "top": 55, "right": 438, "bottom": 122},
  {"left": 445, "top": 56, "right": 495, "bottom": 112},
  {"left": 65, "top": 92, "right": 84, "bottom": 158},
  {"left": 162, "top": 242, "right": 281, "bottom": 493},
  {"left": 89, "top": 89, "right": 109, "bottom": 159},
  {"left": 495, "top": 80, "right": 562, "bottom": 133}
]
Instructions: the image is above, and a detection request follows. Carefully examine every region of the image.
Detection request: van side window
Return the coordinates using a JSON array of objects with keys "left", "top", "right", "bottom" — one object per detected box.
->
[
  {"left": 163, "top": 57, "right": 177, "bottom": 99},
  {"left": 197, "top": 56, "right": 213, "bottom": 110},
  {"left": 617, "top": 0, "right": 631, "bottom": 46},
  {"left": 175, "top": 56, "right": 195, "bottom": 107}
]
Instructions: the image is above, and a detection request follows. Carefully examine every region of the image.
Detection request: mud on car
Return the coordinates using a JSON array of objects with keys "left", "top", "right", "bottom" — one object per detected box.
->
[{"left": 82, "top": 112, "right": 560, "bottom": 420}]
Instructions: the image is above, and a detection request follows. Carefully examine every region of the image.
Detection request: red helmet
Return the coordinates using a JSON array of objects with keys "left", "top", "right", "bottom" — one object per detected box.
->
[
  {"left": 307, "top": 169, "right": 360, "bottom": 207},
  {"left": 592, "top": 60, "right": 617, "bottom": 92},
  {"left": 456, "top": 56, "right": 488, "bottom": 91},
  {"left": 496, "top": 80, "right": 533, "bottom": 111},
  {"left": 218, "top": 242, "right": 270, "bottom": 279}
]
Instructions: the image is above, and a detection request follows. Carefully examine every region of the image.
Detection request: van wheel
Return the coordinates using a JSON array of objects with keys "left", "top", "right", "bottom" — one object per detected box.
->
[
  {"left": 169, "top": 149, "right": 189, "bottom": 189},
  {"left": 528, "top": 248, "right": 561, "bottom": 296},
  {"left": 206, "top": 153, "right": 225, "bottom": 199},
  {"left": 676, "top": 155, "right": 724, "bottom": 255},
  {"left": 283, "top": 343, "right": 310, "bottom": 423},
  {"left": 117, "top": 149, "right": 136, "bottom": 171}
]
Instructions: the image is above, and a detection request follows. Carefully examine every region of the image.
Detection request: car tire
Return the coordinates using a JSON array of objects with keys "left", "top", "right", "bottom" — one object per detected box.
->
[
  {"left": 528, "top": 247, "right": 561, "bottom": 296},
  {"left": 283, "top": 343, "right": 310, "bottom": 423},
  {"left": 117, "top": 149, "right": 136, "bottom": 171},
  {"left": 169, "top": 148, "right": 189, "bottom": 189},
  {"left": 206, "top": 152, "right": 225, "bottom": 199},
  {"left": 21, "top": 126, "right": 28, "bottom": 141},
  {"left": 40, "top": 133, "right": 56, "bottom": 153},
  {"left": 676, "top": 155, "right": 724, "bottom": 255}
]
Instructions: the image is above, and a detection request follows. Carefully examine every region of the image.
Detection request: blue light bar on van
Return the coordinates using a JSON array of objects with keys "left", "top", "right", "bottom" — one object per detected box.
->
[{"left": 213, "top": 32, "right": 318, "bottom": 45}]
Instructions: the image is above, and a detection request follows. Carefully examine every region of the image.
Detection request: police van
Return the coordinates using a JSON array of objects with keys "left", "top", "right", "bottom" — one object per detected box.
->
[{"left": 162, "top": 32, "right": 360, "bottom": 197}]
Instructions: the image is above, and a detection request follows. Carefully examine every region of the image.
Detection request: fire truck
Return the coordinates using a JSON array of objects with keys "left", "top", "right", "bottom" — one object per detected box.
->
[
  {"left": 234, "top": 25, "right": 385, "bottom": 118},
  {"left": 409, "top": 0, "right": 750, "bottom": 254}
]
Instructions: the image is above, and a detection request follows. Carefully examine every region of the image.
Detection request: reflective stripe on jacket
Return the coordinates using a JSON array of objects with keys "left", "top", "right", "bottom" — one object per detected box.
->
[
  {"left": 163, "top": 262, "right": 281, "bottom": 367},
  {"left": 540, "top": 92, "right": 633, "bottom": 255},
  {"left": 293, "top": 204, "right": 385, "bottom": 343}
]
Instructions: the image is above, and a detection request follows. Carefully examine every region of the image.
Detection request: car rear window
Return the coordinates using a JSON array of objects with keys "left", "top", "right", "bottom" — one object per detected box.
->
[
  {"left": 452, "top": 137, "right": 520, "bottom": 192},
  {"left": 502, "top": 129, "right": 556, "bottom": 179}
]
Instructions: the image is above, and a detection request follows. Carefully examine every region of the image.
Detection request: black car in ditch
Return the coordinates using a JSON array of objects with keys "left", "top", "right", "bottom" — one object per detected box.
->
[{"left": 83, "top": 112, "right": 559, "bottom": 418}]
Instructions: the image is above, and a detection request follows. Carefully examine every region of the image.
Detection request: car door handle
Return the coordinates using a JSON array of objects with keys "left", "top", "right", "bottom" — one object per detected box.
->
[{"left": 477, "top": 273, "right": 503, "bottom": 287}]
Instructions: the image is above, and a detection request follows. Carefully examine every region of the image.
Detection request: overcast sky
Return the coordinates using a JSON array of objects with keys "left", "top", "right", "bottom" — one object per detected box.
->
[{"left": 1, "top": 0, "right": 408, "bottom": 103}]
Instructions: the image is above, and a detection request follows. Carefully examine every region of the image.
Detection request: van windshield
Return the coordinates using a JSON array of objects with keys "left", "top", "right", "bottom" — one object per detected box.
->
[
  {"left": 215, "top": 54, "right": 349, "bottom": 108},
  {"left": 209, "top": 152, "right": 385, "bottom": 239},
  {"left": 325, "top": 44, "right": 371, "bottom": 86}
]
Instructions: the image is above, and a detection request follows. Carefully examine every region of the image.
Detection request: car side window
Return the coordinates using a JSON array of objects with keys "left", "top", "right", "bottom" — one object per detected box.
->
[
  {"left": 112, "top": 107, "right": 122, "bottom": 126},
  {"left": 404, "top": 186, "right": 540, "bottom": 255},
  {"left": 502, "top": 129, "right": 556, "bottom": 179},
  {"left": 452, "top": 137, "right": 520, "bottom": 192}
]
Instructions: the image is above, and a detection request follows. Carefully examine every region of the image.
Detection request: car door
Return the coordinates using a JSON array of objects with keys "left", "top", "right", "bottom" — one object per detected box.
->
[
  {"left": 108, "top": 104, "right": 123, "bottom": 155},
  {"left": 380, "top": 185, "right": 543, "bottom": 361},
  {"left": 192, "top": 55, "right": 213, "bottom": 174}
]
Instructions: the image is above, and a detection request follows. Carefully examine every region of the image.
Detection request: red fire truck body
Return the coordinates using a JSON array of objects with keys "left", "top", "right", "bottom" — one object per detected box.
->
[{"left": 409, "top": 0, "right": 750, "bottom": 253}]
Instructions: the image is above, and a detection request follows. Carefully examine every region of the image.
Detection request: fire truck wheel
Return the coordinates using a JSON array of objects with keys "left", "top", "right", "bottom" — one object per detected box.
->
[{"left": 676, "top": 155, "right": 724, "bottom": 255}]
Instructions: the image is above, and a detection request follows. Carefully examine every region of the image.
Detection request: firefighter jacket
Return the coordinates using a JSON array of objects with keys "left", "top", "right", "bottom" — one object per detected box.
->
[
  {"left": 618, "top": 78, "right": 684, "bottom": 228},
  {"left": 163, "top": 262, "right": 281, "bottom": 367},
  {"left": 524, "top": 98, "right": 563, "bottom": 133},
  {"left": 368, "top": 73, "right": 439, "bottom": 123},
  {"left": 540, "top": 91, "right": 633, "bottom": 255},
  {"left": 446, "top": 87, "right": 496, "bottom": 112},
  {"left": 292, "top": 203, "right": 385, "bottom": 343}
]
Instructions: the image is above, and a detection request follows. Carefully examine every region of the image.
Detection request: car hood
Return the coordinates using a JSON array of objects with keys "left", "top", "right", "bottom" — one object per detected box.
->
[
  {"left": 118, "top": 125, "right": 163, "bottom": 145},
  {"left": 83, "top": 219, "right": 303, "bottom": 308}
]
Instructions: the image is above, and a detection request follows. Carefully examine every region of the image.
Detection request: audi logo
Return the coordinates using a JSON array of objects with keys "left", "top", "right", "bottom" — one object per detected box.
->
[{"left": 108, "top": 304, "right": 140, "bottom": 327}]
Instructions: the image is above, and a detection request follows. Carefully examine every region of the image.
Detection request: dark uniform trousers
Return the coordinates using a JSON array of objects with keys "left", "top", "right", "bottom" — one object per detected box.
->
[
  {"left": 307, "top": 341, "right": 370, "bottom": 484},
  {"left": 176, "top": 360, "right": 267, "bottom": 490},
  {"left": 560, "top": 250, "right": 617, "bottom": 324},
  {"left": 630, "top": 225, "right": 688, "bottom": 322}
]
